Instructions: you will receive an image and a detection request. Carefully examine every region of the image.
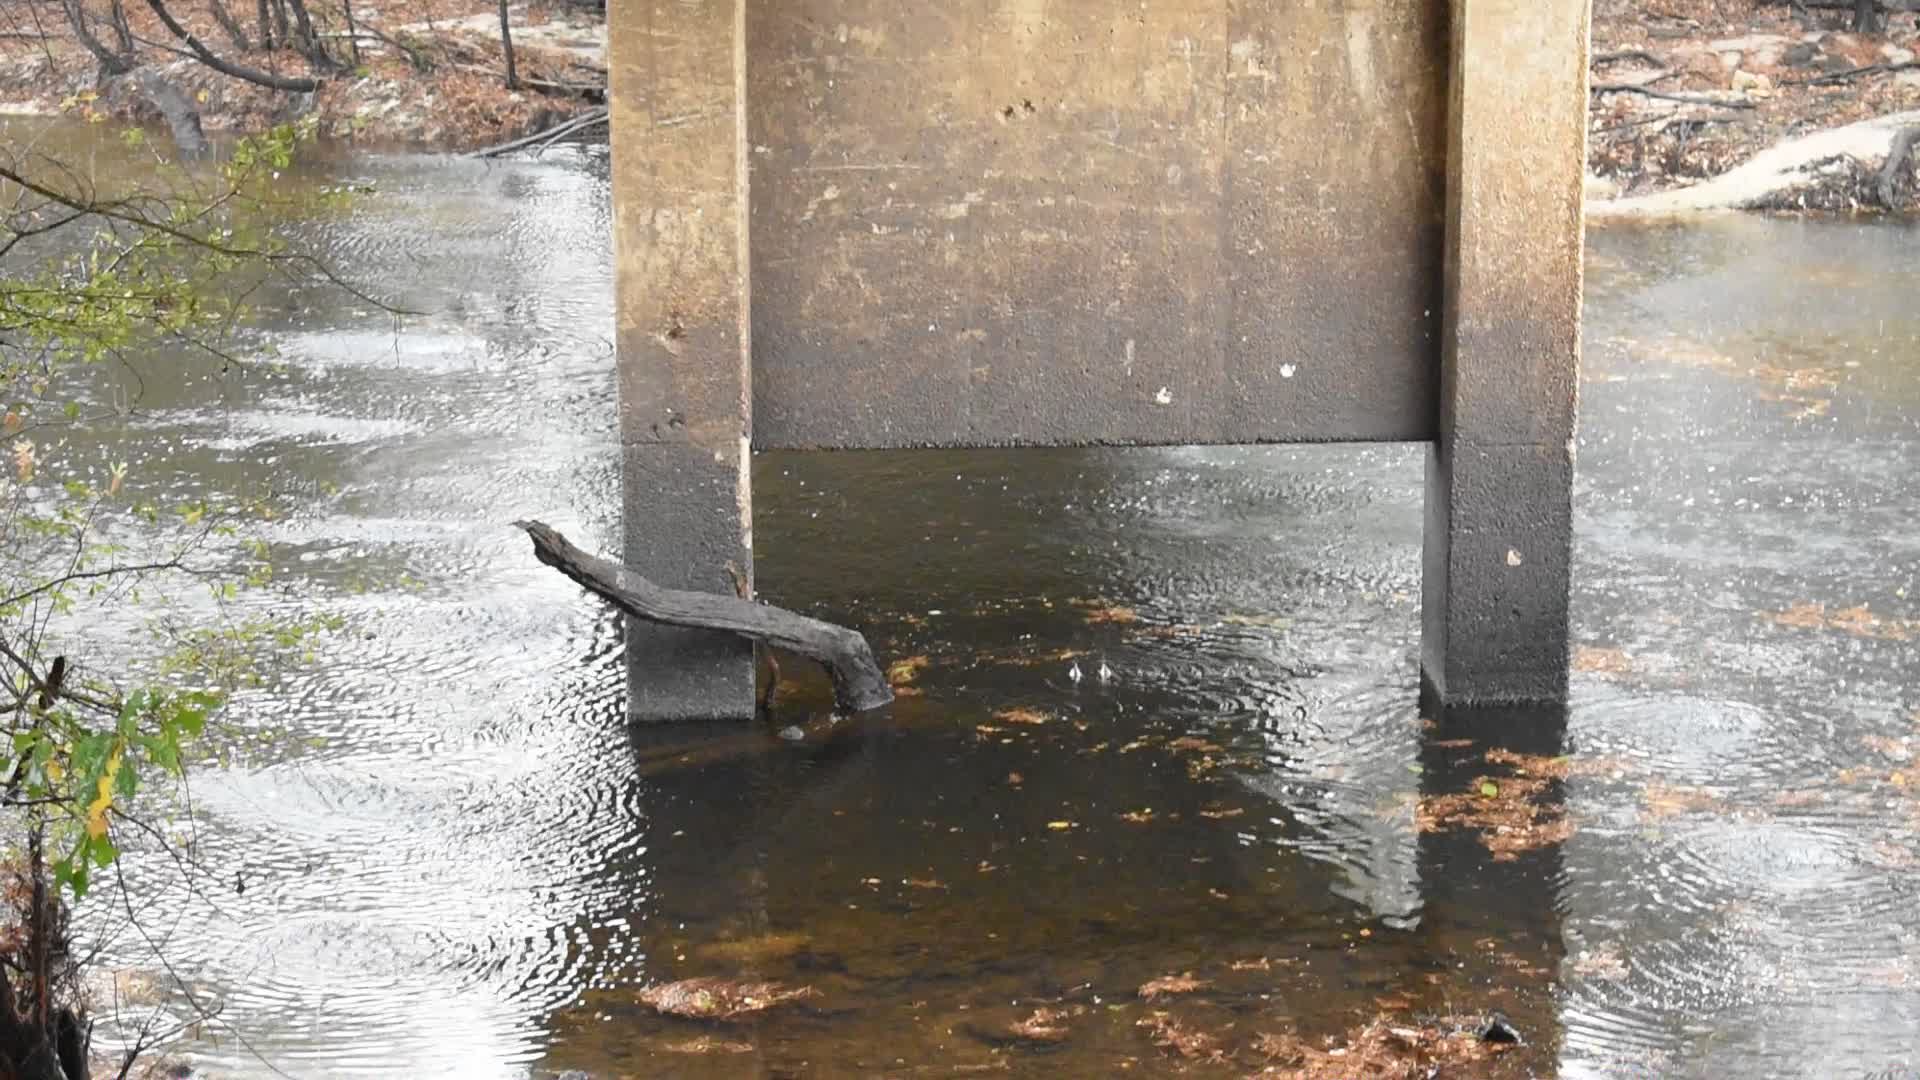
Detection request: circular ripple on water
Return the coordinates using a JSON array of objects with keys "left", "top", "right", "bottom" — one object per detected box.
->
[
  {"left": 97, "top": 599, "right": 642, "bottom": 1074},
  {"left": 1560, "top": 728, "right": 1920, "bottom": 1074},
  {"left": 1570, "top": 688, "right": 1784, "bottom": 788}
]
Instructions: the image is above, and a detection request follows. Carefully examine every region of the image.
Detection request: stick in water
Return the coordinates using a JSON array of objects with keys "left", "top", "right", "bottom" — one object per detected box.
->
[{"left": 514, "top": 520, "right": 895, "bottom": 713}]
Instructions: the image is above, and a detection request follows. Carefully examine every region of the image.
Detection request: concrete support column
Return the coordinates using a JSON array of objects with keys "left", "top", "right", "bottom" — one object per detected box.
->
[
  {"left": 609, "top": 0, "right": 756, "bottom": 720},
  {"left": 1422, "top": 0, "right": 1589, "bottom": 705}
]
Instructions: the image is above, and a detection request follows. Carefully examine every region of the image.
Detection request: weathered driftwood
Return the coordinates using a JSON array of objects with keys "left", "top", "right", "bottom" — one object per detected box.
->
[
  {"left": 1880, "top": 125, "right": 1920, "bottom": 208},
  {"left": 515, "top": 520, "right": 893, "bottom": 713},
  {"left": 468, "top": 107, "right": 608, "bottom": 158}
]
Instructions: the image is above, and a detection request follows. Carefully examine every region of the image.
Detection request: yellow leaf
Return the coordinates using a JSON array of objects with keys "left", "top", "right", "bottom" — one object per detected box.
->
[
  {"left": 887, "top": 656, "right": 928, "bottom": 686},
  {"left": 86, "top": 753, "right": 121, "bottom": 840},
  {"left": 1046, "top": 820, "right": 1075, "bottom": 831},
  {"left": 196, "top": 89, "right": 210, "bottom": 104}
]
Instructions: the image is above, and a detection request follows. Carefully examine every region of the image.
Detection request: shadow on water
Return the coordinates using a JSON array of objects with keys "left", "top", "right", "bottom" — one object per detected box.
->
[{"left": 11, "top": 113, "right": 1918, "bottom": 1077}]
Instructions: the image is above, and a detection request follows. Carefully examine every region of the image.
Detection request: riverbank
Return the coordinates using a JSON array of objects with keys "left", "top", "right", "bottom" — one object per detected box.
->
[
  {"left": 4, "top": 1, "right": 1917, "bottom": 206},
  {"left": 1587, "top": 0, "right": 1920, "bottom": 213},
  {"left": 0, "top": 0, "right": 603, "bottom": 151}
]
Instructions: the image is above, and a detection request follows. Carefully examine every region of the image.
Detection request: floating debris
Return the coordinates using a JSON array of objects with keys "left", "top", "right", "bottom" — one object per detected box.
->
[
  {"left": 662, "top": 1035, "right": 756, "bottom": 1054},
  {"left": 1008, "top": 1006, "right": 1077, "bottom": 1043},
  {"left": 1137, "top": 1011, "right": 1226, "bottom": 1061},
  {"left": 635, "top": 977, "right": 816, "bottom": 1022},
  {"left": 1418, "top": 773, "right": 1573, "bottom": 860},
  {"left": 1250, "top": 1015, "right": 1515, "bottom": 1077},
  {"left": 887, "top": 655, "right": 930, "bottom": 685},
  {"left": 1476, "top": 1011, "right": 1524, "bottom": 1044},
  {"left": 1138, "top": 972, "right": 1210, "bottom": 1001}
]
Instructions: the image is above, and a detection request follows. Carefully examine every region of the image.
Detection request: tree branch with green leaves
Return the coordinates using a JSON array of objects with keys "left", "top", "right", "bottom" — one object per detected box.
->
[{"left": 1, "top": 118, "right": 386, "bottom": 1080}]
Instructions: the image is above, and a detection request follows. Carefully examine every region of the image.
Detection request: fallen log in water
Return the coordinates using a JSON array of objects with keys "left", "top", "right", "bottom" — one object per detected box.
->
[{"left": 514, "top": 520, "right": 894, "bottom": 713}]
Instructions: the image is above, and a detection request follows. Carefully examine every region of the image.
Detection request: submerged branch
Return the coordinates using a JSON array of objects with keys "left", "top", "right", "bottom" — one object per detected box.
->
[{"left": 514, "top": 520, "right": 894, "bottom": 714}]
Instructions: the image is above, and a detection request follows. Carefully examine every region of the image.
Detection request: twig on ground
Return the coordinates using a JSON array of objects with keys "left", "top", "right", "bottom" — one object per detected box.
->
[
  {"left": 1591, "top": 83, "right": 1758, "bottom": 109},
  {"left": 1786, "top": 60, "right": 1920, "bottom": 86},
  {"left": 466, "top": 107, "right": 607, "bottom": 157}
]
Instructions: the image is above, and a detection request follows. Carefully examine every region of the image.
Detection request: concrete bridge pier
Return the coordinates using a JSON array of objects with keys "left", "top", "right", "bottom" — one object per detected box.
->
[
  {"left": 608, "top": 0, "right": 757, "bottom": 720},
  {"left": 1424, "top": 0, "right": 1587, "bottom": 705},
  {"left": 608, "top": 0, "right": 1588, "bottom": 721}
]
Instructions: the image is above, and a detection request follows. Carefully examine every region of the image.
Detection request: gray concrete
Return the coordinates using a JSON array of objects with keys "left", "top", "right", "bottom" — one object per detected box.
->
[
  {"left": 747, "top": 0, "right": 1447, "bottom": 450},
  {"left": 610, "top": 0, "right": 1588, "bottom": 717},
  {"left": 1421, "top": 0, "right": 1588, "bottom": 704},
  {"left": 609, "top": 0, "right": 757, "bottom": 719}
]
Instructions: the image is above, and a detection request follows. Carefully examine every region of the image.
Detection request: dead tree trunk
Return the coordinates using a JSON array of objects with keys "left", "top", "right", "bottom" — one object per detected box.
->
[
  {"left": 498, "top": 0, "right": 519, "bottom": 89},
  {"left": 143, "top": 0, "right": 319, "bottom": 91},
  {"left": 58, "top": 0, "right": 131, "bottom": 76},
  {"left": 1880, "top": 125, "right": 1920, "bottom": 208},
  {"left": 131, "top": 68, "right": 211, "bottom": 157},
  {"left": 205, "top": 0, "right": 253, "bottom": 51},
  {"left": 282, "top": 0, "right": 335, "bottom": 70},
  {"left": 514, "top": 520, "right": 895, "bottom": 714},
  {"left": 106, "top": 0, "right": 134, "bottom": 55}
]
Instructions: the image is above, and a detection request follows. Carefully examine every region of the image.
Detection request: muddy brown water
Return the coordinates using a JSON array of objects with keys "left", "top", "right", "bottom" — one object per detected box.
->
[{"left": 7, "top": 116, "right": 1920, "bottom": 1077}]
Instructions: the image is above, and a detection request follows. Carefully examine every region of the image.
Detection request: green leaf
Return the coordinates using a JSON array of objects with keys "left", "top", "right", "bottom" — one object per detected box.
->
[
  {"left": 1479, "top": 781, "right": 1500, "bottom": 798},
  {"left": 55, "top": 858, "right": 90, "bottom": 899},
  {"left": 90, "top": 833, "right": 117, "bottom": 868},
  {"left": 120, "top": 688, "right": 153, "bottom": 722},
  {"left": 114, "top": 758, "right": 138, "bottom": 799},
  {"left": 71, "top": 733, "right": 111, "bottom": 780}
]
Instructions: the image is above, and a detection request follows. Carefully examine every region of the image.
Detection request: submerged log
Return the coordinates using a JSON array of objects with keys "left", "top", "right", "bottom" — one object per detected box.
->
[{"left": 514, "top": 520, "right": 894, "bottom": 714}]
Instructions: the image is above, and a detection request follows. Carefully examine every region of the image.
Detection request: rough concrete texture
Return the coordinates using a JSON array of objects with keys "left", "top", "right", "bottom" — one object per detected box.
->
[
  {"left": 1436, "top": 0, "right": 1588, "bottom": 447},
  {"left": 1421, "top": 442, "right": 1573, "bottom": 704},
  {"left": 607, "top": 0, "right": 1586, "bottom": 715},
  {"left": 611, "top": 0, "right": 756, "bottom": 719},
  {"left": 745, "top": 0, "right": 1448, "bottom": 450},
  {"left": 1423, "top": 0, "right": 1588, "bottom": 705},
  {"left": 622, "top": 443, "right": 757, "bottom": 721}
]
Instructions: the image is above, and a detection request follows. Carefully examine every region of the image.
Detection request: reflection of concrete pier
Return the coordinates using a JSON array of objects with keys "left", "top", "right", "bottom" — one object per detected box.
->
[
  {"left": 608, "top": 0, "right": 1589, "bottom": 719},
  {"left": 1415, "top": 701, "right": 1571, "bottom": 1046}
]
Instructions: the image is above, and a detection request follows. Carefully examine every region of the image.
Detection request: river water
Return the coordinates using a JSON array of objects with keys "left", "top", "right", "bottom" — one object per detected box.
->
[{"left": 9, "top": 117, "right": 1920, "bottom": 1077}]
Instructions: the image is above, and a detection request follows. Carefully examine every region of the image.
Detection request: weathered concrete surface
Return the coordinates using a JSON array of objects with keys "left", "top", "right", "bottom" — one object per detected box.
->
[
  {"left": 1422, "top": 0, "right": 1589, "bottom": 704},
  {"left": 607, "top": 0, "right": 1587, "bottom": 715},
  {"left": 610, "top": 0, "right": 756, "bottom": 719},
  {"left": 746, "top": 0, "right": 1448, "bottom": 450}
]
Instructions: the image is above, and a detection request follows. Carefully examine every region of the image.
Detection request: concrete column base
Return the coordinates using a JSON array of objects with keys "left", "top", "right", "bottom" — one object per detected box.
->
[
  {"left": 621, "top": 443, "right": 756, "bottom": 722},
  {"left": 1420, "top": 439, "right": 1572, "bottom": 705}
]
